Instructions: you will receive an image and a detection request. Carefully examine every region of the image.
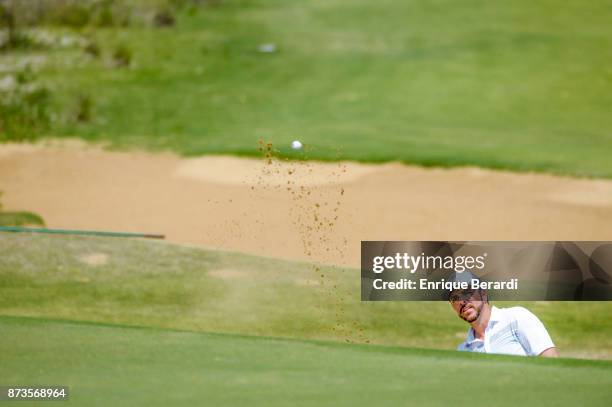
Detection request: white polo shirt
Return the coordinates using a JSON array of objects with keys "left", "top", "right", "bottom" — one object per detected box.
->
[{"left": 457, "top": 306, "right": 555, "bottom": 356}]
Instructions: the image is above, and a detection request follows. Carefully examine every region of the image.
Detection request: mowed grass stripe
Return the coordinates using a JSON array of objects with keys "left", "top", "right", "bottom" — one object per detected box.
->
[
  {"left": 1, "top": 316, "right": 611, "bottom": 407},
  {"left": 1, "top": 234, "right": 612, "bottom": 359}
]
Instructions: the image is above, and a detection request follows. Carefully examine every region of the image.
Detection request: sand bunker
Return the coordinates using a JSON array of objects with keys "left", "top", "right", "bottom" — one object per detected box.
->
[
  {"left": 1, "top": 141, "right": 612, "bottom": 268},
  {"left": 175, "top": 155, "right": 377, "bottom": 187}
]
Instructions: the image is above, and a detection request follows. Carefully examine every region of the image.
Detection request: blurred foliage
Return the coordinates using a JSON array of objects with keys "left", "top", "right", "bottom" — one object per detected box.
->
[
  {"left": 152, "top": 9, "right": 175, "bottom": 27},
  {"left": 0, "top": 0, "right": 210, "bottom": 138},
  {"left": 83, "top": 38, "right": 101, "bottom": 57},
  {"left": 0, "top": 0, "right": 212, "bottom": 30},
  {"left": 0, "top": 192, "right": 45, "bottom": 226},
  {"left": 0, "top": 211, "right": 46, "bottom": 226},
  {"left": 112, "top": 43, "right": 131, "bottom": 67},
  {"left": 0, "top": 69, "right": 51, "bottom": 141},
  {"left": 3, "top": 0, "right": 129, "bottom": 28},
  {"left": 74, "top": 93, "right": 93, "bottom": 122}
]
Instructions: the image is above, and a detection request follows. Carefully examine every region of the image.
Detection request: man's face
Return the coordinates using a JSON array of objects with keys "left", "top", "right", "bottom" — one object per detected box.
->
[{"left": 449, "top": 289, "right": 486, "bottom": 323}]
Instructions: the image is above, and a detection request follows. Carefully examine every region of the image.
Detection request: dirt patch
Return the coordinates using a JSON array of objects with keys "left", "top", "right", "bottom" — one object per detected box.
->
[
  {"left": 208, "top": 269, "right": 246, "bottom": 279},
  {"left": 79, "top": 253, "right": 108, "bottom": 266},
  {"left": 295, "top": 278, "right": 321, "bottom": 286},
  {"left": 1, "top": 142, "right": 612, "bottom": 268}
]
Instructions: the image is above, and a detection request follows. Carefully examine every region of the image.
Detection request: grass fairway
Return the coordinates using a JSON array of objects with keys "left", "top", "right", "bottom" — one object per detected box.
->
[
  {"left": 1, "top": 316, "right": 611, "bottom": 407},
  {"left": 1, "top": 234, "right": 612, "bottom": 359},
  {"left": 4, "top": 0, "right": 611, "bottom": 177}
]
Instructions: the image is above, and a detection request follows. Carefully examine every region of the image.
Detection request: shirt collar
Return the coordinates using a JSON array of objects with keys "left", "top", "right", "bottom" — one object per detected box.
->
[
  {"left": 465, "top": 305, "right": 499, "bottom": 343},
  {"left": 489, "top": 306, "right": 501, "bottom": 322}
]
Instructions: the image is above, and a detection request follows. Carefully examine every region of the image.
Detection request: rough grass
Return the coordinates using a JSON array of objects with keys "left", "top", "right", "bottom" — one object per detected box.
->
[
  {"left": 0, "top": 211, "right": 45, "bottom": 226},
  {"left": 1, "top": 234, "right": 611, "bottom": 359},
  {"left": 1, "top": 316, "right": 611, "bottom": 406},
  {"left": 2, "top": 0, "right": 611, "bottom": 177}
]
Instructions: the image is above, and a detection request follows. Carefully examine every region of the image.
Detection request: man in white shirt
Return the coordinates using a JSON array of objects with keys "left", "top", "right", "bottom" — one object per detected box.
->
[{"left": 449, "top": 277, "right": 558, "bottom": 357}]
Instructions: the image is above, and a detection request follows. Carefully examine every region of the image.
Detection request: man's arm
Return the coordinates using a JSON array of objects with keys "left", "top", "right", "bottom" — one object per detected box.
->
[{"left": 538, "top": 347, "right": 559, "bottom": 357}]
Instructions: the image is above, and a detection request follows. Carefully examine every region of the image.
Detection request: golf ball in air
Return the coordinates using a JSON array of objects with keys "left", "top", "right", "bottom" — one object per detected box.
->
[{"left": 291, "top": 140, "right": 303, "bottom": 150}]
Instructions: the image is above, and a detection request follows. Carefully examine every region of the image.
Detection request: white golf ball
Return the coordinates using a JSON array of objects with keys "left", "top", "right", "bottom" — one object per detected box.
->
[{"left": 291, "top": 140, "right": 303, "bottom": 150}]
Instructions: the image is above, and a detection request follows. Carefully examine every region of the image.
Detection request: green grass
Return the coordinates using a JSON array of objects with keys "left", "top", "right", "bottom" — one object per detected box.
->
[
  {"left": 1, "top": 316, "right": 611, "bottom": 406},
  {"left": 2, "top": 1, "right": 611, "bottom": 176},
  {"left": 0, "top": 211, "right": 45, "bottom": 226},
  {"left": 1, "top": 233, "right": 611, "bottom": 359}
]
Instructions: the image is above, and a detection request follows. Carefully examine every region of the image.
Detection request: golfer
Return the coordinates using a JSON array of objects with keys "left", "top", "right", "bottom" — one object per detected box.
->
[{"left": 449, "top": 273, "right": 558, "bottom": 357}]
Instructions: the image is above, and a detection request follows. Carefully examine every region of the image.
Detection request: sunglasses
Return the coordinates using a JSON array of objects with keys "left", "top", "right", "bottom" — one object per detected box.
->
[{"left": 449, "top": 289, "right": 479, "bottom": 303}]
